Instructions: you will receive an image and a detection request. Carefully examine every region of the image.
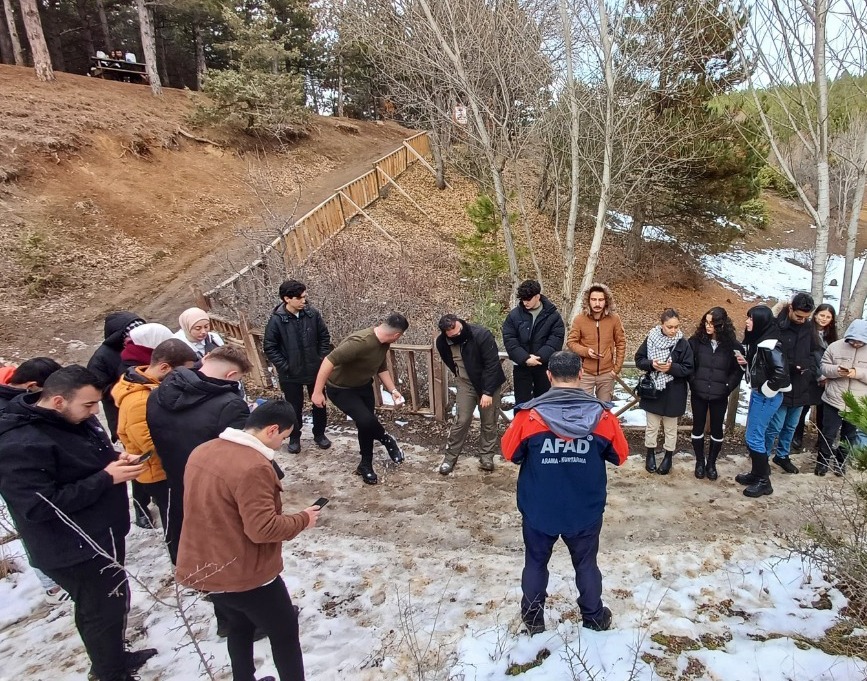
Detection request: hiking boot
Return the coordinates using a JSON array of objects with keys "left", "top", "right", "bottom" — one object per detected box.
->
[
  {"left": 743, "top": 478, "right": 773, "bottom": 497},
  {"left": 657, "top": 451, "right": 674, "bottom": 476},
  {"left": 645, "top": 448, "right": 657, "bottom": 473},
  {"left": 583, "top": 606, "right": 612, "bottom": 631},
  {"left": 313, "top": 434, "right": 332, "bottom": 450},
  {"left": 439, "top": 459, "right": 455, "bottom": 475},
  {"left": 355, "top": 464, "right": 378, "bottom": 485},
  {"left": 772, "top": 455, "right": 799, "bottom": 474},
  {"left": 706, "top": 439, "right": 722, "bottom": 481},
  {"left": 479, "top": 458, "right": 495, "bottom": 472},
  {"left": 380, "top": 433, "right": 405, "bottom": 463},
  {"left": 286, "top": 438, "right": 301, "bottom": 454}
]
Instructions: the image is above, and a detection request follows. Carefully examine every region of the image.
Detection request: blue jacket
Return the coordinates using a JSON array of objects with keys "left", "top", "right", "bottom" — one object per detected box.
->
[{"left": 501, "top": 387, "right": 628, "bottom": 535}]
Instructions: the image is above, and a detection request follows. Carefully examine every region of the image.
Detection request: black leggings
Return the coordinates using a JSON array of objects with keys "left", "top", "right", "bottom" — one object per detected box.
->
[
  {"left": 690, "top": 395, "right": 727, "bottom": 440},
  {"left": 326, "top": 381, "right": 385, "bottom": 466}
]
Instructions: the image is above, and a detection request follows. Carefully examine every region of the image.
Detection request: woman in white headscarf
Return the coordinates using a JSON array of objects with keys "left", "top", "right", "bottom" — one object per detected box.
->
[{"left": 174, "top": 307, "right": 224, "bottom": 358}]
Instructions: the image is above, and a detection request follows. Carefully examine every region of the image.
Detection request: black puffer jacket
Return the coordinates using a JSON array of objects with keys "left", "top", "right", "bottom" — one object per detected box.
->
[
  {"left": 436, "top": 321, "right": 506, "bottom": 397},
  {"left": 688, "top": 337, "right": 744, "bottom": 401},
  {"left": 502, "top": 296, "right": 565, "bottom": 367},
  {"left": 635, "top": 337, "right": 694, "bottom": 417},
  {"left": 0, "top": 384, "right": 24, "bottom": 411},
  {"left": 86, "top": 311, "right": 144, "bottom": 439},
  {"left": 775, "top": 310, "right": 822, "bottom": 407},
  {"left": 262, "top": 303, "right": 331, "bottom": 384},
  {"left": 146, "top": 367, "right": 249, "bottom": 483},
  {"left": 0, "top": 393, "right": 128, "bottom": 570}
]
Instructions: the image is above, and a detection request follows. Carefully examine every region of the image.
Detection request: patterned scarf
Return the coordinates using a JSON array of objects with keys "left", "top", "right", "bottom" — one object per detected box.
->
[{"left": 645, "top": 325, "right": 682, "bottom": 391}]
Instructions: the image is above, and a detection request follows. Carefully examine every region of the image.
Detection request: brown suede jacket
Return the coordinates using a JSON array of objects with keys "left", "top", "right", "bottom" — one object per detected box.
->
[
  {"left": 566, "top": 312, "right": 627, "bottom": 376},
  {"left": 176, "top": 434, "right": 310, "bottom": 593}
]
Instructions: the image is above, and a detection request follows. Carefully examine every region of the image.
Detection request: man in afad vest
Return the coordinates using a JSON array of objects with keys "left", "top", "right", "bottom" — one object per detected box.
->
[{"left": 502, "top": 350, "right": 628, "bottom": 635}]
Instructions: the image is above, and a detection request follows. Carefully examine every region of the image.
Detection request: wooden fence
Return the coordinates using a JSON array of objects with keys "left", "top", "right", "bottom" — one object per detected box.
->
[{"left": 203, "top": 131, "right": 431, "bottom": 311}]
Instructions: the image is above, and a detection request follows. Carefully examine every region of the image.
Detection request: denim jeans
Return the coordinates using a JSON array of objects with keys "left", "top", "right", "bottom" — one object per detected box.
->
[
  {"left": 745, "top": 390, "right": 784, "bottom": 454},
  {"left": 765, "top": 404, "right": 804, "bottom": 459}
]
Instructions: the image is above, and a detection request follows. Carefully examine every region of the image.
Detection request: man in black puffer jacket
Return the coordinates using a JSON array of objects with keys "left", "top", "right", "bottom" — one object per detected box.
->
[
  {"left": 146, "top": 346, "right": 252, "bottom": 564},
  {"left": 86, "top": 311, "right": 145, "bottom": 441},
  {"left": 0, "top": 366, "right": 153, "bottom": 681},
  {"left": 502, "top": 280, "right": 565, "bottom": 405},
  {"left": 435, "top": 315, "right": 506, "bottom": 474},
  {"left": 263, "top": 280, "right": 332, "bottom": 453},
  {"left": 765, "top": 293, "right": 821, "bottom": 474}
]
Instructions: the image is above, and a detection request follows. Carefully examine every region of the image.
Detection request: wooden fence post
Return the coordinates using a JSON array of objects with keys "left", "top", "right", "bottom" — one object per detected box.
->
[
  {"left": 725, "top": 385, "right": 741, "bottom": 432},
  {"left": 431, "top": 335, "right": 447, "bottom": 421},
  {"left": 238, "top": 309, "right": 268, "bottom": 389}
]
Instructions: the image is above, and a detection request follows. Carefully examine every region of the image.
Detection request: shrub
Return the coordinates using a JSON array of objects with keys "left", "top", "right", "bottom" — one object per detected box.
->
[{"left": 757, "top": 164, "right": 798, "bottom": 199}]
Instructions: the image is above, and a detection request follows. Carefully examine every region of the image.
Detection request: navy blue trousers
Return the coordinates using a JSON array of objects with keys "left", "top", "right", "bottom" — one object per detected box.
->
[{"left": 521, "top": 518, "right": 604, "bottom": 628}]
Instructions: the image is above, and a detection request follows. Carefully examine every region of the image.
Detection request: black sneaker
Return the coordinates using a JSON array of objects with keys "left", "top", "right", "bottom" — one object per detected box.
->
[
  {"left": 355, "top": 465, "right": 378, "bottom": 485},
  {"left": 313, "top": 434, "right": 332, "bottom": 450},
  {"left": 125, "top": 649, "right": 157, "bottom": 672},
  {"left": 286, "top": 439, "right": 301, "bottom": 454},
  {"left": 583, "top": 606, "right": 612, "bottom": 631},
  {"left": 772, "top": 455, "right": 799, "bottom": 474},
  {"left": 380, "top": 433, "right": 405, "bottom": 463}
]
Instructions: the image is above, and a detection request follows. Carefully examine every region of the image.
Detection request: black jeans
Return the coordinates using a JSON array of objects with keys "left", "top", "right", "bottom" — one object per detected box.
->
[
  {"left": 279, "top": 380, "right": 327, "bottom": 440},
  {"left": 43, "top": 546, "right": 130, "bottom": 680},
  {"left": 326, "top": 381, "right": 385, "bottom": 466},
  {"left": 690, "top": 395, "right": 728, "bottom": 440},
  {"left": 795, "top": 402, "right": 824, "bottom": 442},
  {"left": 819, "top": 403, "right": 857, "bottom": 462},
  {"left": 513, "top": 365, "right": 551, "bottom": 406},
  {"left": 211, "top": 576, "right": 304, "bottom": 681},
  {"left": 165, "top": 480, "right": 185, "bottom": 565}
]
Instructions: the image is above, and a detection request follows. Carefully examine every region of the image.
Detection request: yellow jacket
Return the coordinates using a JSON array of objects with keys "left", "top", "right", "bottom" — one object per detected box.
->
[{"left": 111, "top": 367, "right": 166, "bottom": 484}]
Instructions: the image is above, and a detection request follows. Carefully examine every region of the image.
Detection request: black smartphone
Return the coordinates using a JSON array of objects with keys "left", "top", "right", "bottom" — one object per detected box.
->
[
  {"left": 313, "top": 497, "right": 329, "bottom": 508},
  {"left": 134, "top": 451, "right": 153, "bottom": 464}
]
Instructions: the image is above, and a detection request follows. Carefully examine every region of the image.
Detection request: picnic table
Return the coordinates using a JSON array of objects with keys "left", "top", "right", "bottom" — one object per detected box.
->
[{"left": 88, "top": 56, "right": 150, "bottom": 84}]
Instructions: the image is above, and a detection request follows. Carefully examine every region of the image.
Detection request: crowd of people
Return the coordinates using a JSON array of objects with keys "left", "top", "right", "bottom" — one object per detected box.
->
[{"left": 0, "top": 277, "right": 863, "bottom": 679}]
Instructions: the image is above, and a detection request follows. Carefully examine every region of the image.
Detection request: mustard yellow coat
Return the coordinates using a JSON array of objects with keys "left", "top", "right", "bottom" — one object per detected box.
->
[{"left": 111, "top": 367, "right": 166, "bottom": 484}]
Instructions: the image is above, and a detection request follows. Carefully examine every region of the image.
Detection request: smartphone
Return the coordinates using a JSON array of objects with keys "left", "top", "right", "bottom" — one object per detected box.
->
[
  {"left": 733, "top": 349, "right": 744, "bottom": 358},
  {"left": 313, "top": 497, "right": 329, "bottom": 508},
  {"left": 133, "top": 451, "right": 153, "bottom": 464}
]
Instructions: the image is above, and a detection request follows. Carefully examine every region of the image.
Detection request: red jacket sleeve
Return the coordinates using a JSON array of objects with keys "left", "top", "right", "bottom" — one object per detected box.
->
[{"left": 594, "top": 410, "right": 629, "bottom": 465}]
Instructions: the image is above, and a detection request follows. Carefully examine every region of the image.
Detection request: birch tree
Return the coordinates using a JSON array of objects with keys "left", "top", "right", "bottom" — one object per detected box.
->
[
  {"left": 19, "top": 0, "right": 54, "bottom": 81},
  {"left": 2, "top": 0, "right": 24, "bottom": 65}
]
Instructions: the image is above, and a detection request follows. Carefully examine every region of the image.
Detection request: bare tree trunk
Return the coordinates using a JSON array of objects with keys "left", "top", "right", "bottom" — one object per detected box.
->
[
  {"left": 0, "top": 1, "right": 16, "bottom": 63},
  {"left": 2, "top": 0, "right": 24, "bottom": 65},
  {"left": 95, "top": 0, "right": 111, "bottom": 51},
  {"left": 74, "top": 0, "right": 95, "bottom": 58},
  {"left": 811, "top": 0, "right": 831, "bottom": 303},
  {"left": 534, "top": 150, "right": 552, "bottom": 211},
  {"left": 576, "top": 0, "right": 614, "bottom": 311},
  {"left": 135, "top": 0, "right": 162, "bottom": 95},
  {"left": 839, "top": 125, "right": 867, "bottom": 327},
  {"left": 626, "top": 203, "right": 645, "bottom": 263},
  {"left": 193, "top": 23, "right": 206, "bottom": 90},
  {"left": 19, "top": 0, "right": 54, "bottom": 81},
  {"left": 558, "top": 0, "right": 581, "bottom": 319},
  {"left": 515, "top": 159, "right": 543, "bottom": 286},
  {"left": 337, "top": 52, "right": 345, "bottom": 117},
  {"left": 156, "top": 18, "right": 170, "bottom": 87},
  {"left": 429, "top": 130, "right": 447, "bottom": 190}
]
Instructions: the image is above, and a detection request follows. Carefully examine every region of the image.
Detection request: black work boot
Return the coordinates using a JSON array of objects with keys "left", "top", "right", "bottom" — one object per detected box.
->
[
  {"left": 692, "top": 436, "right": 706, "bottom": 479},
  {"left": 736, "top": 450, "right": 762, "bottom": 486},
  {"left": 744, "top": 455, "right": 773, "bottom": 497},
  {"left": 706, "top": 439, "right": 722, "bottom": 481},
  {"left": 657, "top": 450, "right": 674, "bottom": 475},
  {"left": 286, "top": 436, "right": 301, "bottom": 454},
  {"left": 772, "top": 454, "right": 799, "bottom": 474},
  {"left": 645, "top": 447, "right": 657, "bottom": 473}
]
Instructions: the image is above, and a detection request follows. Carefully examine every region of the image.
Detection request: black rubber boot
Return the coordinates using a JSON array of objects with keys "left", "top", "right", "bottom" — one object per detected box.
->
[
  {"left": 657, "top": 450, "right": 674, "bottom": 475},
  {"left": 735, "top": 450, "right": 762, "bottom": 485},
  {"left": 744, "top": 455, "right": 773, "bottom": 497},
  {"left": 692, "top": 436, "right": 706, "bottom": 479},
  {"left": 706, "top": 439, "right": 722, "bottom": 481},
  {"left": 645, "top": 447, "right": 657, "bottom": 473}
]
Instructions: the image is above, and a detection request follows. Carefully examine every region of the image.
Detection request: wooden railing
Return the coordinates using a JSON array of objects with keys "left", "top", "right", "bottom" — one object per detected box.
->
[{"left": 204, "top": 131, "right": 431, "bottom": 312}]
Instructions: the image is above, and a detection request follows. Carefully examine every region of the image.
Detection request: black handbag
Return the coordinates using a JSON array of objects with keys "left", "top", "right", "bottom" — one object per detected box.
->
[{"left": 637, "top": 373, "right": 661, "bottom": 399}]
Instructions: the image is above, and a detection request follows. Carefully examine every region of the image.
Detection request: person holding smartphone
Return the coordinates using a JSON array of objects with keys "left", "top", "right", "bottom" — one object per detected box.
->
[
  {"left": 687, "top": 307, "right": 745, "bottom": 481},
  {"left": 634, "top": 309, "right": 694, "bottom": 474},
  {"left": 817, "top": 320, "right": 867, "bottom": 475}
]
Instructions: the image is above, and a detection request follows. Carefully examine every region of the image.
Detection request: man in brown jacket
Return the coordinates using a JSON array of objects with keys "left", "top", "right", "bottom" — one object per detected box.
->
[
  {"left": 177, "top": 400, "right": 321, "bottom": 681},
  {"left": 566, "top": 283, "right": 627, "bottom": 403}
]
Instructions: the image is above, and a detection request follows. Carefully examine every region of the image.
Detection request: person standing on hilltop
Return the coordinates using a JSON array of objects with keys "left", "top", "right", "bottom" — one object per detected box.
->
[
  {"left": 87, "top": 311, "right": 145, "bottom": 442},
  {"left": 312, "top": 313, "right": 409, "bottom": 485},
  {"left": 635, "top": 309, "right": 694, "bottom": 475},
  {"left": 435, "top": 314, "right": 506, "bottom": 475},
  {"left": 263, "top": 280, "right": 332, "bottom": 454},
  {"left": 687, "top": 307, "right": 744, "bottom": 481},
  {"left": 502, "top": 279, "right": 565, "bottom": 406},
  {"left": 501, "top": 350, "right": 628, "bottom": 636},
  {"left": 566, "top": 283, "right": 627, "bottom": 404},
  {"left": 174, "top": 307, "right": 224, "bottom": 359}
]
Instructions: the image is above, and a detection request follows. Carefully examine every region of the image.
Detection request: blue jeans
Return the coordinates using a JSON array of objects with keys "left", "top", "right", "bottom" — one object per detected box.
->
[
  {"left": 521, "top": 518, "right": 604, "bottom": 628},
  {"left": 745, "top": 390, "right": 783, "bottom": 454},
  {"left": 765, "top": 404, "right": 804, "bottom": 459}
]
